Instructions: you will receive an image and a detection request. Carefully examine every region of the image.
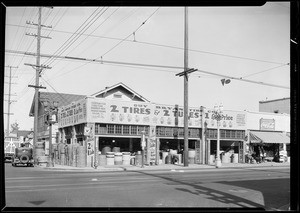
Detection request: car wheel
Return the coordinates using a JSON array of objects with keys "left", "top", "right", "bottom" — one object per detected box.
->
[{"left": 20, "top": 155, "right": 30, "bottom": 164}]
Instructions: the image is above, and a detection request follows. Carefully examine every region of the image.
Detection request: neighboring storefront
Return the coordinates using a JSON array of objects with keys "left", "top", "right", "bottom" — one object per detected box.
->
[{"left": 246, "top": 111, "right": 290, "bottom": 163}]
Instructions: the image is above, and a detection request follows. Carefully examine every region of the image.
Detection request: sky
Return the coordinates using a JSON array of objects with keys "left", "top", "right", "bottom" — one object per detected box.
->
[{"left": 3, "top": 2, "right": 290, "bottom": 131}]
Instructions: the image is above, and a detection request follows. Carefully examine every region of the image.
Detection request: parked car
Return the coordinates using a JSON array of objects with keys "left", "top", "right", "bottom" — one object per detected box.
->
[{"left": 11, "top": 147, "right": 34, "bottom": 167}]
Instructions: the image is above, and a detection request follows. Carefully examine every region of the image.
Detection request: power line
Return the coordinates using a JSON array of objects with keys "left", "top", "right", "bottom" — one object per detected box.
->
[
  {"left": 48, "top": 7, "right": 112, "bottom": 71},
  {"left": 240, "top": 63, "right": 289, "bottom": 79},
  {"left": 100, "top": 7, "right": 160, "bottom": 59},
  {"left": 6, "top": 23, "right": 288, "bottom": 66},
  {"left": 44, "top": 7, "right": 107, "bottom": 67},
  {"left": 6, "top": 49, "right": 289, "bottom": 90}
]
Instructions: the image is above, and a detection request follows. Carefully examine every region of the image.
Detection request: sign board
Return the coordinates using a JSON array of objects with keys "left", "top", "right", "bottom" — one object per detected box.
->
[
  {"left": 203, "top": 109, "right": 246, "bottom": 130},
  {"left": 58, "top": 99, "right": 87, "bottom": 128},
  {"left": 195, "top": 140, "right": 201, "bottom": 164},
  {"left": 260, "top": 118, "right": 275, "bottom": 131}
]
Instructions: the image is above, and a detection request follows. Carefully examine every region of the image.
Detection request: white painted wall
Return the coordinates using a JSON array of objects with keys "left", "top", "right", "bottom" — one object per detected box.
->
[{"left": 246, "top": 111, "right": 290, "bottom": 132}]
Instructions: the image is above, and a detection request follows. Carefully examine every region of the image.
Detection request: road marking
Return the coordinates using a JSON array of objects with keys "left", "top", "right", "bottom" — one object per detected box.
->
[{"left": 91, "top": 178, "right": 98, "bottom": 181}]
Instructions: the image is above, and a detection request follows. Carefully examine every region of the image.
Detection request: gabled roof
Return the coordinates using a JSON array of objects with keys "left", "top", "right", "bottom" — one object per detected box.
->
[
  {"left": 29, "top": 92, "right": 86, "bottom": 116},
  {"left": 91, "top": 82, "right": 150, "bottom": 102}
]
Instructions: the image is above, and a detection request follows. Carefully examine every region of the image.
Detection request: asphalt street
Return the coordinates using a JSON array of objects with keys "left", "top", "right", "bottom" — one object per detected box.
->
[{"left": 3, "top": 163, "right": 290, "bottom": 210}]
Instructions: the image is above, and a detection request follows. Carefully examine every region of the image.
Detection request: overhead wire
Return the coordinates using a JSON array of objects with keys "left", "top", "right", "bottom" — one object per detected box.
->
[
  {"left": 43, "top": 7, "right": 106, "bottom": 67},
  {"left": 47, "top": 7, "right": 111, "bottom": 71},
  {"left": 7, "top": 49, "right": 289, "bottom": 90},
  {"left": 50, "top": 7, "right": 120, "bottom": 78},
  {"left": 6, "top": 23, "right": 288, "bottom": 66},
  {"left": 100, "top": 7, "right": 160, "bottom": 59},
  {"left": 240, "top": 63, "right": 289, "bottom": 79}
]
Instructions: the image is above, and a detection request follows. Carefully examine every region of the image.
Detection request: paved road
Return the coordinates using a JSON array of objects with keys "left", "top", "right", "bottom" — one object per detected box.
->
[{"left": 4, "top": 163, "right": 290, "bottom": 210}]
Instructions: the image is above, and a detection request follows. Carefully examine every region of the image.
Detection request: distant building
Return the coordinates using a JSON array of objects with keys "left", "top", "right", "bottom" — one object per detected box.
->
[{"left": 259, "top": 97, "right": 290, "bottom": 114}]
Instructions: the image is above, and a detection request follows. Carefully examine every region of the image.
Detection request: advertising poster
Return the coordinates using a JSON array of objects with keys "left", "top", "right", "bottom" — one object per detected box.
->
[
  {"left": 203, "top": 109, "right": 246, "bottom": 130},
  {"left": 58, "top": 98, "right": 87, "bottom": 128},
  {"left": 152, "top": 104, "right": 201, "bottom": 128}
]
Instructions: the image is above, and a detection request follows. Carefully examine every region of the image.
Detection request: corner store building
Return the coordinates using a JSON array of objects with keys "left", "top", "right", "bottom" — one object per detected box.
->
[{"left": 56, "top": 83, "right": 247, "bottom": 167}]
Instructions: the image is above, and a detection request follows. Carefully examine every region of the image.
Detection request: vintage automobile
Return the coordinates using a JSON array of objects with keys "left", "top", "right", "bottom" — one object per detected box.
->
[{"left": 11, "top": 147, "right": 34, "bottom": 167}]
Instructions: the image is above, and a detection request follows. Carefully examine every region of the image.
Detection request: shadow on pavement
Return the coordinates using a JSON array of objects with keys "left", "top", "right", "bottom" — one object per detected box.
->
[{"left": 131, "top": 170, "right": 266, "bottom": 210}]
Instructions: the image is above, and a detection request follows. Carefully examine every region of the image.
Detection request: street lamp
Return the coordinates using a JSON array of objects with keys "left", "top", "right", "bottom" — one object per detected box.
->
[
  {"left": 43, "top": 100, "right": 59, "bottom": 167},
  {"left": 214, "top": 103, "right": 223, "bottom": 168}
]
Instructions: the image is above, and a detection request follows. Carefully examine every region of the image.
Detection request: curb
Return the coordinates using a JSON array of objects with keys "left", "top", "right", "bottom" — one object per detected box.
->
[{"left": 35, "top": 162, "right": 290, "bottom": 172}]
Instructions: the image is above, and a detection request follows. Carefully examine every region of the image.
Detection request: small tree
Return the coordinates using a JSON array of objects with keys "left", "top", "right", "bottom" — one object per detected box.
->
[{"left": 10, "top": 121, "right": 20, "bottom": 133}]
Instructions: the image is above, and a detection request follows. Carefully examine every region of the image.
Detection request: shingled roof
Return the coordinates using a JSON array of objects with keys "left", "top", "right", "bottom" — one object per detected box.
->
[{"left": 29, "top": 92, "right": 86, "bottom": 116}]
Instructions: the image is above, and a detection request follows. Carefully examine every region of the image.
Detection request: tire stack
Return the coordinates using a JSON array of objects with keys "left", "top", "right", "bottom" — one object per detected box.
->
[
  {"left": 35, "top": 142, "right": 45, "bottom": 157},
  {"left": 76, "top": 146, "right": 86, "bottom": 167},
  {"left": 72, "top": 144, "right": 79, "bottom": 167},
  {"left": 98, "top": 154, "right": 106, "bottom": 166},
  {"left": 188, "top": 150, "right": 196, "bottom": 164},
  {"left": 67, "top": 144, "right": 73, "bottom": 166},
  {"left": 58, "top": 143, "right": 65, "bottom": 165}
]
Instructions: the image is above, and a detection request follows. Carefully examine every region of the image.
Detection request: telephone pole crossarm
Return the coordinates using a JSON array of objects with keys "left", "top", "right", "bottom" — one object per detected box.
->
[{"left": 175, "top": 68, "right": 198, "bottom": 77}]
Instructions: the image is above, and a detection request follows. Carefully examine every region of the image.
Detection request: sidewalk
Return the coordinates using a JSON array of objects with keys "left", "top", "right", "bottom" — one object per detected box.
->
[{"left": 36, "top": 161, "right": 290, "bottom": 172}]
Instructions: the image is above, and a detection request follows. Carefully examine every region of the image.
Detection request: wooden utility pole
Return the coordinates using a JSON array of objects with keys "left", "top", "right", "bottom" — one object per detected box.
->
[
  {"left": 176, "top": 7, "right": 197, "bottom": 167},
  {"left": 183, "top": 7, "right": 189, "bottom": 167},
  {"left": 4, "top": 66, "right": 18, "bottom": 136},
  {"left": 25, "top": 7, "right": 51, "bottom": 163}
]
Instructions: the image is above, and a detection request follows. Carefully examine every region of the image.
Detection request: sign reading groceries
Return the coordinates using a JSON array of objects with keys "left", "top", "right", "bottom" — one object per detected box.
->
[{"left": 58, "top": 98, "right": 246, "bottom": 130}]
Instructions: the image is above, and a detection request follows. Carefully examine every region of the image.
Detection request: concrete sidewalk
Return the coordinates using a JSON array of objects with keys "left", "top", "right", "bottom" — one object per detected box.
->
[{"left": 36, "top": 161, "right": 290, "bottom": 172}]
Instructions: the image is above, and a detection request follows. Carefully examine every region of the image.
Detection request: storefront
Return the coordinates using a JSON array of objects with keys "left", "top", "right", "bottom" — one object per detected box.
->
[
  {"left": 246, "top": 111, "right": 290, "bottom": 163},
  {"left": 201, "top": 108, "right": 247, "bottom": 164},
  {"left": 56, "top": 96, "right": 249, "bottom": 167}
]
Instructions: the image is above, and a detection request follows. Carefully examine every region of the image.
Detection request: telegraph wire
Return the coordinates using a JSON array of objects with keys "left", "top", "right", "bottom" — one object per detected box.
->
[
  {"left": 43, "top": 7, "right": 107, "bottom": 67},
  {"left": 240, "top": 63, "right": 289, "bottom": 79},
  {"left": 8, "top": 49, "right": 289, "bottom": 90},
  {"left": 6, "top": 23, "right": 288, "bottom": 66},
  {"left": 100, "top": 7, "right": 160, "bottom": 59}
]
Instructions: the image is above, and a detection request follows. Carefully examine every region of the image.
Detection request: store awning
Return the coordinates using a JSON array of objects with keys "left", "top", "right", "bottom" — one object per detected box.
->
[{"left": 249, "top": 131, "right": 290, "bottom": 144}]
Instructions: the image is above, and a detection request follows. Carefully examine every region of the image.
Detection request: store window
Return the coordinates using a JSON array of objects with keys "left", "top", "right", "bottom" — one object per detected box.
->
[
  {"left": 131, "top": 126, "right": 137, "bottom": 135},
  {"left": 123, "top": 125, "right": 130, "bottom": 135},
  {"left": 107, "top": 125, "right": 114, "bottom": 134},
  {"left": 115, "top": 125, "right": 122, "bottom": 134}
]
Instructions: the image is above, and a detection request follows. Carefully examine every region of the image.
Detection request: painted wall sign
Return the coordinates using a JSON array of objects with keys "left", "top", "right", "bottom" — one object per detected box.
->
[
  {"left": 58, "top": 99, "right": 87, "bottom": 128},
  {"left": 260, "top": 118, "right": 275, "bottom": 130},
  {"left": 203, "top": 109, "right": 246, "bottom": 130},
  {"left": 58, "top": 98, "right": 246, "bottom": 130}
]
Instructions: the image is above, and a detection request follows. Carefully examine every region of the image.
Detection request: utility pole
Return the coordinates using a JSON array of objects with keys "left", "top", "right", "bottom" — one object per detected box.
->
[
  {"left": 175, "top": 7, "right": 197, "bottom": 167},
  {"left": 25, "top": 7, "right": 52, "bottom": 163},
  {"left": 4, "top": 66, "right": 18, "bottom": 137}
]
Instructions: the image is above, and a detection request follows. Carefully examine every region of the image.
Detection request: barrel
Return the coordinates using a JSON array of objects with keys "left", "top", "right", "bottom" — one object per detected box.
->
[
  {"left": 114, "top": 152, "right": 123, "bottom": 165},
  {"left": 188, "top": 150, "right": 196, "bottom": 164},
  {"left": 232, "top": 153, "right": 239, "bottom": 163},
  {"left": 176, "top": 154, "right": 182, "bottom": 164},
  {"left": 165, "top": 154, "right": 172, "bottom": 164},
  {"left": 135, "top": 153, "right": 142, "bottom": 165},
  {"left": 169, "top": 149, "right": 178, "bottom": 155},
  {"left": 98, "top": 154, "right": 106, "bottom": 166},
  {"left": 130, "top": 156, "right": 136, "bottom": 165},
  {"left": 210, "top": 155, "right": 215, "bottom": 165},
  {"left": 222, "top": 152, "right": 231, "bottom": 163},
  {"left": 122, "top": 152, "right": 131, "bottom": 165},
  {"left": 106, "top": 152, "right": 114, "bottom": 165},
  {"left": 162, "top": 152, "right": 169, "bottom": 165},
  {"left": 102, "top": 146, "right": 111, "bottom": 155},
  {"left": 112, "top": 147, "right": 120, "bottom": 152}
]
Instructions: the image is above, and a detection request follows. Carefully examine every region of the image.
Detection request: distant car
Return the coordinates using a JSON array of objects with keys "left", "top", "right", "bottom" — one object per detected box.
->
[{"left": 11, "top": 147, "right": 34, "bottom": 167}]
